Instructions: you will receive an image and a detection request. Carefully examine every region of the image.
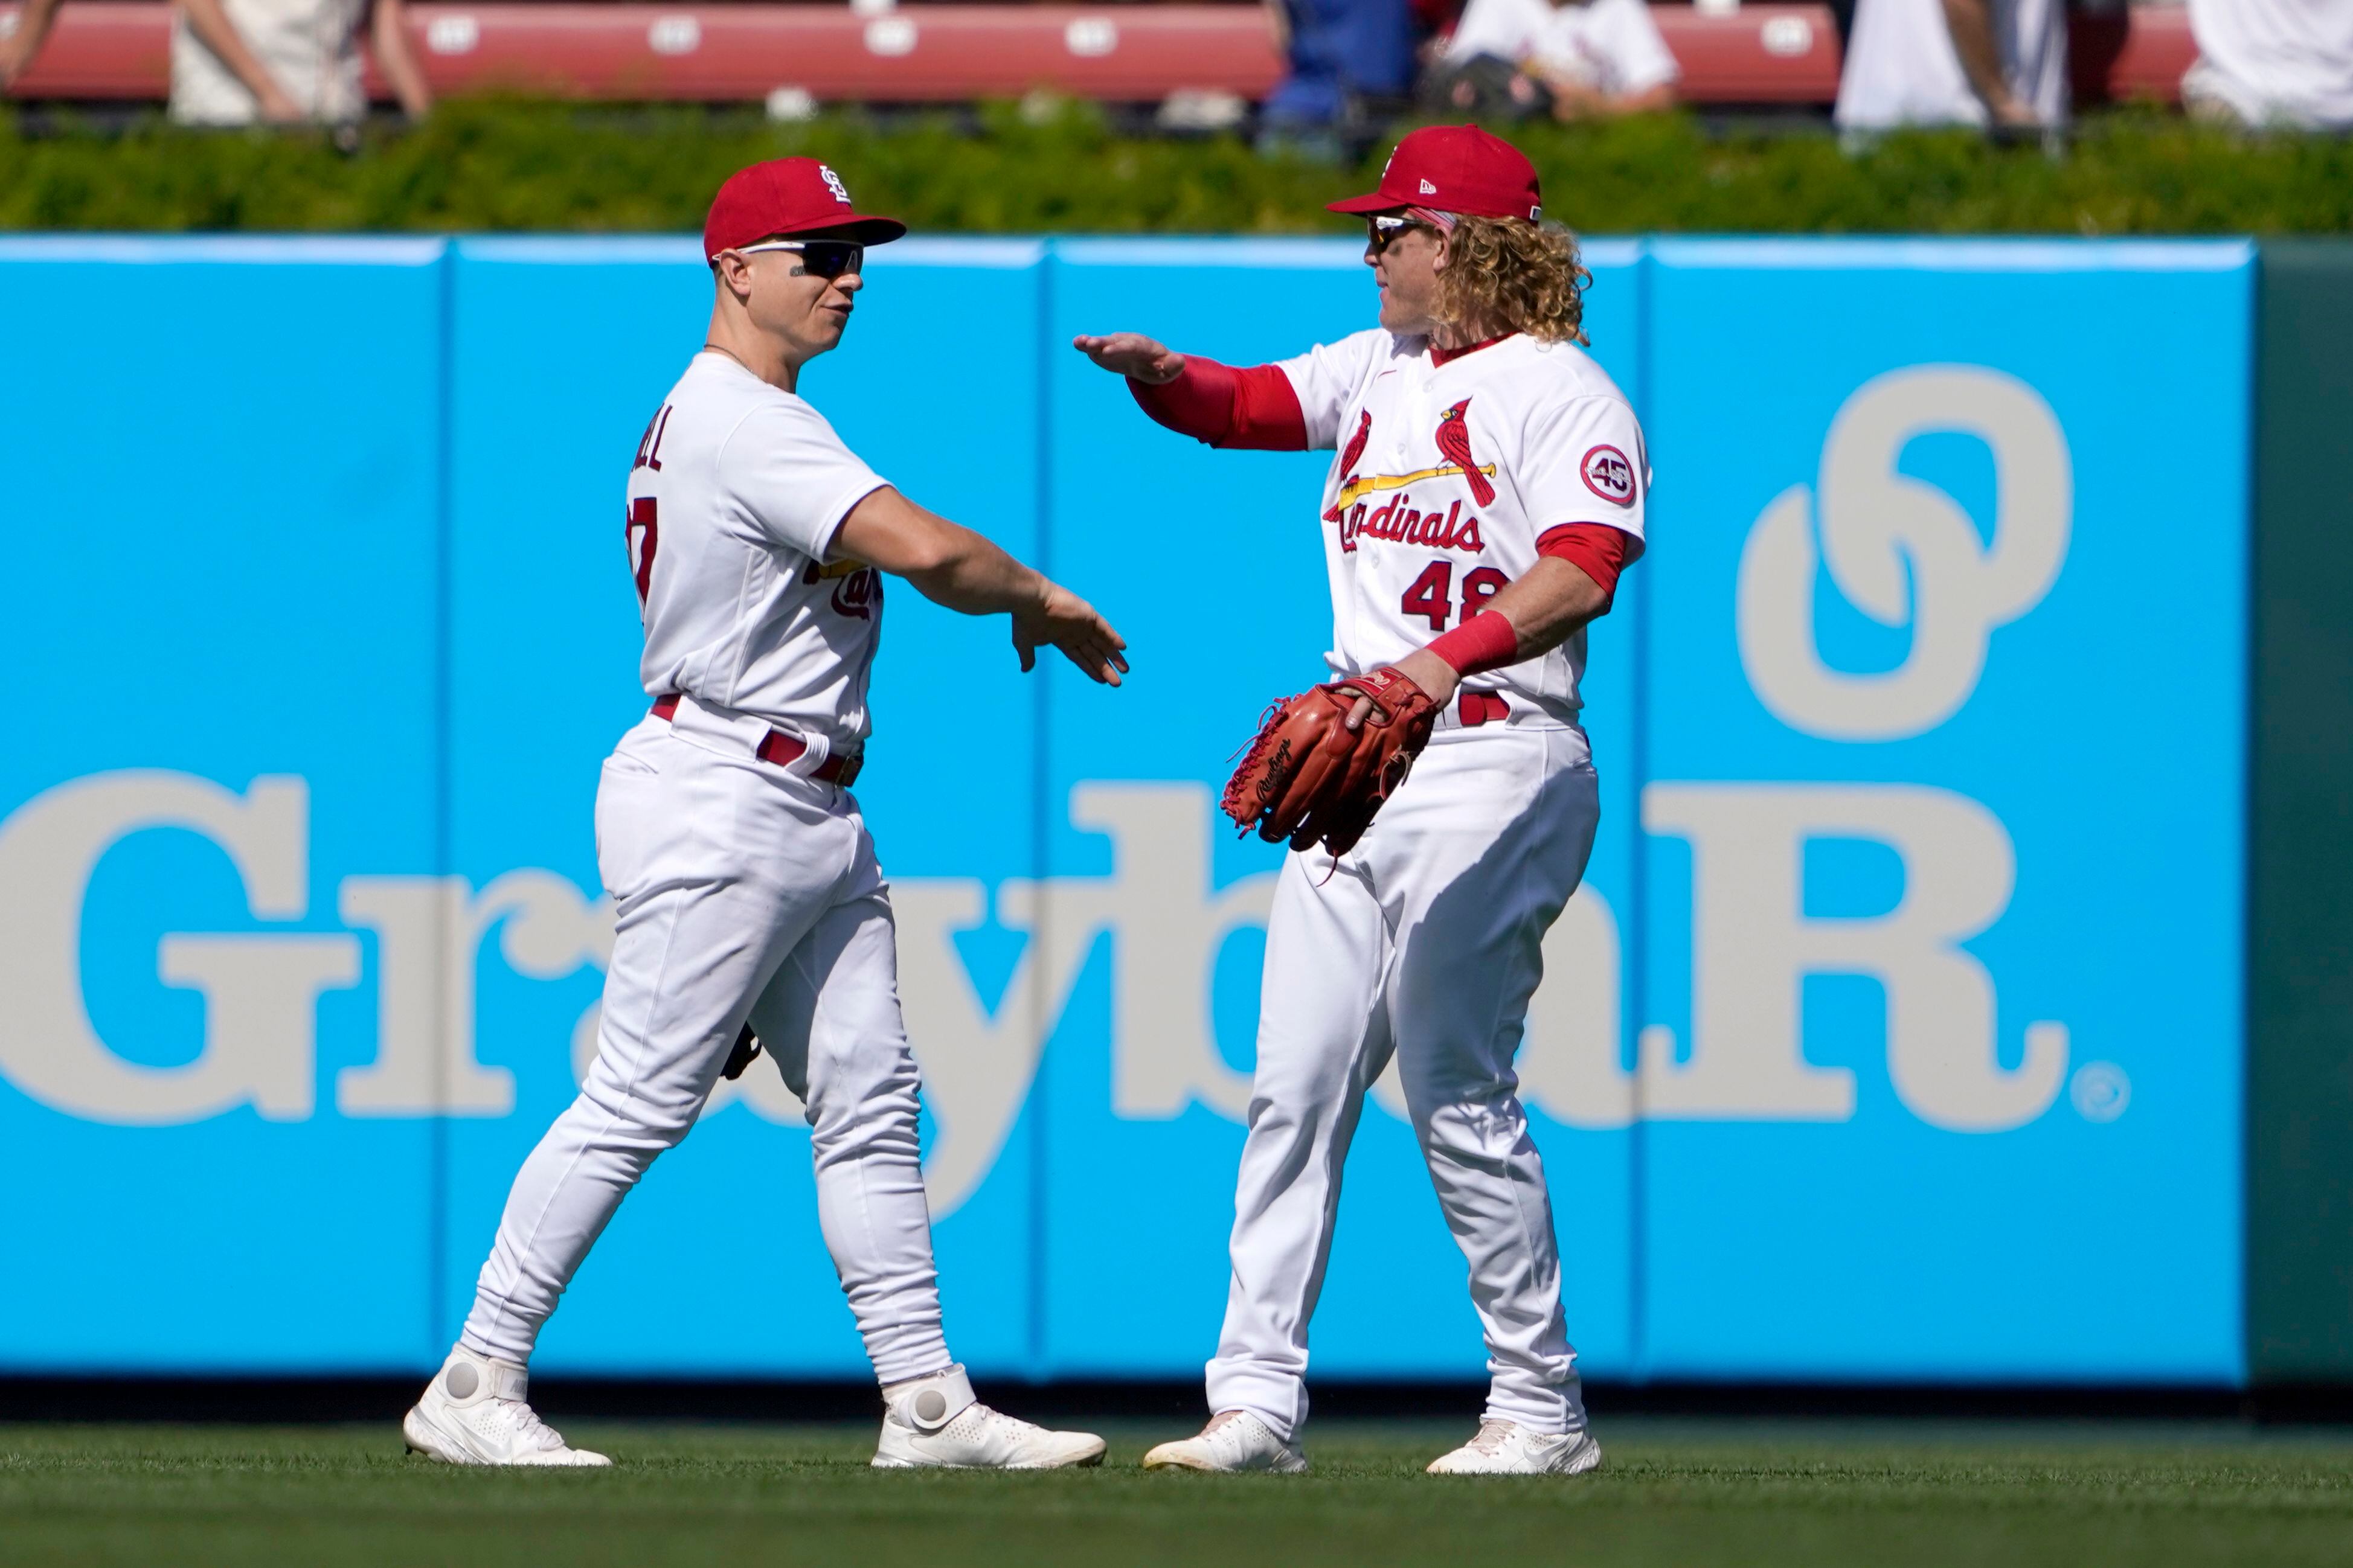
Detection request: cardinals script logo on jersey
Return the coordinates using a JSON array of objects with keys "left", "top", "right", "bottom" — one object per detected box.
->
[
  {"left": 803, "top": 555, "right": 881, "bottom": 619},
  {"left": 1324, "top": 400, "right": 1500, "bottom": 554}
]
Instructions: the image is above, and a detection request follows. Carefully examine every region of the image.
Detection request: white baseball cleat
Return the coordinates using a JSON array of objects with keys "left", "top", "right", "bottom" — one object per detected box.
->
[
  {"left": 402, "top": 1345, "right": 612, "bottom": 1467},
  {"left": 1141, "top": 1410, "right": 1308, "bottom": 1474},
  {"left": 870, "top": 1365, "right": 1105, "bottom": 1470},
  {"left": 1426, "top": 1419, "right": 1603, "bottom": 1476}
]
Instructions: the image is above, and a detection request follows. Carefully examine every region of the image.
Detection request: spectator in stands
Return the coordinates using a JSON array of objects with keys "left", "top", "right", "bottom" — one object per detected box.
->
[
  {"left": 1834, "top": 0, "right": 2067, "bottom": 133},
  {"left": 0, "top": 0, "right": 64, "bottom": 94},
  {"left": 2182, "top": 0, "right": 2353, "bottom": 130},
  {"left": 1263, "top": 0, "right": 1418, "bottom": 133},
  {"left": 1424, "top": 0, "right": 1680, "bottom": 122},
  {"left": 170, "top": 0, "right": 433, "bottom": 125}
]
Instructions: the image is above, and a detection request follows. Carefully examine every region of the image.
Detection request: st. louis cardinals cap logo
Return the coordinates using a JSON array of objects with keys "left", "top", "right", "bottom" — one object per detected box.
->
[
  {"left": 819, "top": 164, "right": 852, "bottom": 205},
  {"left": 1581, "top": 445, "right": 1636, "bottom": 507}
]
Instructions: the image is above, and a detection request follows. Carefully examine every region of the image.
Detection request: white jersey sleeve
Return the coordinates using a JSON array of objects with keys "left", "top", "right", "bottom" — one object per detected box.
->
[
  {"left": 718, "top": 400, "right": 889, "bottom": 562},
  {"left": 1276, "top": 328, "right": 1390, "bottom": 450},
  {"left": 1514, "top": 392, "right": 1650, "bottom": 551}
]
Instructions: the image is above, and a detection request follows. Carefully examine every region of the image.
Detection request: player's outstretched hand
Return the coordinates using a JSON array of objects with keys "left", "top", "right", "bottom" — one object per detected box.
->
[
  {"left": 1013, "top": 583, "right": 1130, "bottom": 686},
  {"left": 1071, "top": 333, "right": 1185, "bottom": 386}
]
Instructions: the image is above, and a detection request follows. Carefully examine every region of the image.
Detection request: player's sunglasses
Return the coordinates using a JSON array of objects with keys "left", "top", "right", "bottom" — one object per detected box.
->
[
  {"left": 734, "top": 238, "right": 866, "bottom": 280},
  {"left": 1364, "top": 214, "right": 1431, "bottom": 254}
]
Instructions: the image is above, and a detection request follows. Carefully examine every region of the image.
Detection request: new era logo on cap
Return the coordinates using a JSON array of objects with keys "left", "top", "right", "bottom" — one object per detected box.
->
[{"left": 1327, "top": 125, "right": 1544, "bottom": 225}]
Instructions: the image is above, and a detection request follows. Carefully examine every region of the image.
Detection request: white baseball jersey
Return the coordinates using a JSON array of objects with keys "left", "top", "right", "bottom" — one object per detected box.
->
[
  {"left": 624, "top": 351, "right": 891, "bottom": 750},
  {"left": 1276, "top": 328, "right": 1649, "bottom": 718},
  {"left": 1445, "top": 0, "right": 1681, "bottom": 97},
  {"left": 1834, "top": 0, "right": 2069, "bottom": 130}
]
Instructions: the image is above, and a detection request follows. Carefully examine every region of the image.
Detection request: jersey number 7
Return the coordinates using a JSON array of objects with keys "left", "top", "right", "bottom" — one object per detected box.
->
[{"left": 626, "top": 497, "right": 658, "bottom": 607}]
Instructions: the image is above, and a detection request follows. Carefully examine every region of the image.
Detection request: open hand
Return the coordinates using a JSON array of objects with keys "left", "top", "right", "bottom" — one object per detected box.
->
[
  {"left": 1071, "top": 332, "right": 1186, "bottom": 386},
  {"left": 1013, "top": 582, "right": 1131, "bottom": 686}
]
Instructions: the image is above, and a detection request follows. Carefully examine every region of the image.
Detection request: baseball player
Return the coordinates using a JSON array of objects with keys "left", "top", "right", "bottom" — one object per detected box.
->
[
  {"left": 1074, "top": 124, "right": 1645, "bottom": 1476},
  {"left": 403, "top": 158, "right": 1125, "bottom": 1470}
]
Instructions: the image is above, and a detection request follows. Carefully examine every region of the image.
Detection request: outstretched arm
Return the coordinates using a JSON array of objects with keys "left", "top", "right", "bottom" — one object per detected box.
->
[
  {"left": 1073, "top": 332, "right": 1309, "bottom": 450},
  {"left": 834, "top": 487, "right": 1128, "bottom": 686}
]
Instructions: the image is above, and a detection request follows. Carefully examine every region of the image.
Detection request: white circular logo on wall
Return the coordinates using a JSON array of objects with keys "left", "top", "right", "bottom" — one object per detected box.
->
[
  {"left": 1735, "top": 364, "right": 2073, "bottom": 741},
  {"left": 1581, "top": 444, "right": 1636, "bottom": 506}
]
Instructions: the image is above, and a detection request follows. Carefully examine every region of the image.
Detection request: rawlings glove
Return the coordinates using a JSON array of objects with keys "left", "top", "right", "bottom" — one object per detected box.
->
[{"left": 1221, "top": 665, "right": 1440, "bottom": 857}]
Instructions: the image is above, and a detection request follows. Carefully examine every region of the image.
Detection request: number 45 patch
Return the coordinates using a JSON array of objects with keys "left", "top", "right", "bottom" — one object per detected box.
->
[{"left": 1581, "top": 444, "right": 1637, "bottom": 507}]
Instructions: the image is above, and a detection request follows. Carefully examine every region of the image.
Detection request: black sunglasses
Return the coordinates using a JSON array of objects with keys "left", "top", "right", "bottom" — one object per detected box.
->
[
  {"left": 735, "top": 238, "right": 866, "bottom": 280},
  {"left": 1365, "top": 214, "right": 1430, "bottom": 254}
]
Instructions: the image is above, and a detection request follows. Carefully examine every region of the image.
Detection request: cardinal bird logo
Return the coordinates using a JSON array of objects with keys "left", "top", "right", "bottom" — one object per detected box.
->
[
  {"left": 1435, "top": 399, "right": 1496, "bottom": 506},
  {"left": 1324, "top": 409, "right": 1373, "bottom": 522}
]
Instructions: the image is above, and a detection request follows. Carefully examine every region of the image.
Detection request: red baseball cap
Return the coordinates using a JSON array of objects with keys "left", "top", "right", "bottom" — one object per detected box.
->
[
  {"left": 703, "top": 158, "right": 907, "bottom": 259},
  {"left": 1327, "top": 125, "right": 1543, "bottom": 223}
]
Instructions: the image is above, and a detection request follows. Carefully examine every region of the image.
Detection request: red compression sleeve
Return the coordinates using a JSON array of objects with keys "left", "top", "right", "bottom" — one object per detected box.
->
[
  {"left": 1426, "top": 610, "right": 1521, "bottom": 677},
  {"left": 1535, "top": 522, "right": 1640, "bottom": 608},
  {"left": 1128, "top": 357, "right": 1309, "bottom": 451}
]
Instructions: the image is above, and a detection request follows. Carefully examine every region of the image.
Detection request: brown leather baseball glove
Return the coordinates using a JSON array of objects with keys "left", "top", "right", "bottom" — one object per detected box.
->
[{"left": 1221, "top": 665, "right": 1440, "bottom": 857}]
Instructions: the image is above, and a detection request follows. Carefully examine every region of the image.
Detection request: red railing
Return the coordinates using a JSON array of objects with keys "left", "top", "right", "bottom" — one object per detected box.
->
[{"left": 0, "top": 2, "right": 2195, "bottom": 105}]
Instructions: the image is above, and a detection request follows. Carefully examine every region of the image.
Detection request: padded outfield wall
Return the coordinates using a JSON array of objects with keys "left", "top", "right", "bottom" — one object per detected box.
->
[{"left": 0, "top": 235, "right": 2291, "bottom": 1385}]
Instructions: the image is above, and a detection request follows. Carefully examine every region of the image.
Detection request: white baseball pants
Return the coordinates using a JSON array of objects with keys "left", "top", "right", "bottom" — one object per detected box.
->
[
  {"left": 460, "top": 697, "right": 951, "bottom": 1384},
  {"left": 1206, "top": 720, "right": 1601, "bottom": 1442}
]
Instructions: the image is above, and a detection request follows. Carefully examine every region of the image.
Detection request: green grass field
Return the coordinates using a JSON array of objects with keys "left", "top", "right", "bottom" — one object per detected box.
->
[{"left": 4, "top": 1418, "right": 2350, "bottom": 1567}]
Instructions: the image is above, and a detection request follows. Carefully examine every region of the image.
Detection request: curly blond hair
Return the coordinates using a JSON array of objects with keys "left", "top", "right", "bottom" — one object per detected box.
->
[{"left": 1432, "top": 217, "right": 1591, "bottom": 347}]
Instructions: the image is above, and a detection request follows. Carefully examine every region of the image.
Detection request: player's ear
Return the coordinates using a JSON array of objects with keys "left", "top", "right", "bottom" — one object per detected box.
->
[{"left": 713, "top": 250, "right": 756, "bottom": 304}]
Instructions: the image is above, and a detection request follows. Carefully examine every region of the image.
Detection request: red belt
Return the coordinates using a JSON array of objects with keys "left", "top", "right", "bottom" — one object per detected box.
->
[
  {"left": 652, "top": 694, "right": 862, "bottom": 786},
  {"left": 1458, "top": 691, "right": 1510, "bottom": 728}
]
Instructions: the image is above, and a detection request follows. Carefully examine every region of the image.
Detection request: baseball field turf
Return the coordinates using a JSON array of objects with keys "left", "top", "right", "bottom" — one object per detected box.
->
[{"left": 4, "top": 1419, "right": 2351, "bottom": 1567}]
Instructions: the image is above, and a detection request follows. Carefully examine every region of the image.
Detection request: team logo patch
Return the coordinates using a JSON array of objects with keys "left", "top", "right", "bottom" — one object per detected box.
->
[
  {"left": 819, "top": 164, "right": 852, "bottom": 205},
  {"left": 1580, "top": 444, "right": 1637, "bottom": 507}
]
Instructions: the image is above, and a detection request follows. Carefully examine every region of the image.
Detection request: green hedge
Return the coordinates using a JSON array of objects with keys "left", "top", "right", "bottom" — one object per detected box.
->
[{"left": 4, "top": 100, "right": 2349, "bottom": 234}]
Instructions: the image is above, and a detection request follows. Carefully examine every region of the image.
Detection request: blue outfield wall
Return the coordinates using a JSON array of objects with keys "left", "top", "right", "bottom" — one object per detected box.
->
[{"left": 0, "top": 235, "right": 2253, "bottom": 1384}]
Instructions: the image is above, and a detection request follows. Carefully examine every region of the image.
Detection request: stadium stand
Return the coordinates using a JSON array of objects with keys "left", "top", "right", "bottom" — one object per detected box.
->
[{"left": 0, "top": 1, "right": 2194, "bottom": 107}]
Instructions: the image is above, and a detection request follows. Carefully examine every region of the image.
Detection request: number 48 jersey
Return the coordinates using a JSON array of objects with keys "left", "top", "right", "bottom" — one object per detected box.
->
[
  {"left": 1275, "top": 328, "right": 1649, "bottom": 720},
  {"left": 624, "top": 351, "right": 892, "bottom": 751}
]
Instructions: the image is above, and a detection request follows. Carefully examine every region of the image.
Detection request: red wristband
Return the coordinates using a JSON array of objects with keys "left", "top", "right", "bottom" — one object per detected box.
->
[{"left": 1426, "top": 610, "right": 1521, "bottom": 677}]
